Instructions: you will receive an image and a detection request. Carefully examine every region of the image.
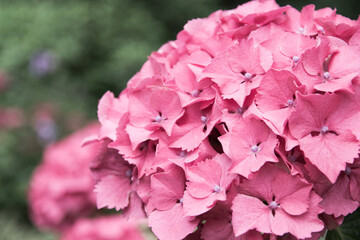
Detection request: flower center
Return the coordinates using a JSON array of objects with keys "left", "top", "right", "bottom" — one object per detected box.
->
[
  {"left": 201, "top": 115, "right": 208, "bottom": 124},
  {"left": 154, "top": 115, "right": 163, "bottom": 123},
  {"left": 179, "top": 150, "right": 187, "bottom": 158},
  {"left": 321, "top": 126, "right": 329, "bottom": 134},
  {"left": 251, "top": 145, "right": 259, "bottom": 153},
  {"left": 298, "top": 27, "right": 305, "bottom": 34},
  {"left": 287, "top": 99, "right": 294, "bottom": 107},
  {"left": 125, "top": 169, "right": 132, "bottom": 178},
  {"left": 213, "top": 185, "right": 221, "bottom": 193},
  {"left": 244, "top": 72, "right": 252, "bottom": 80},
  {"left": 191, "top": 90, "right": 200, "bottom": 97},
  {"left": 322, "top": 72, "right": 331, "bottom": 80},
  {"left": 179, "top": 198, "right": 183, "bottom": 204},
  {"left": 269, "top": 201, "right": 279, "bottom": 210},
  {"left": 292, "top": 56, "right": 300, "bottom": 63}
]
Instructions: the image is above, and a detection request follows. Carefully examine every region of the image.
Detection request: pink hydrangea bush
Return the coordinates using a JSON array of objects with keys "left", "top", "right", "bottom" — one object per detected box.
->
[
  {"left": 91, "top": 0, "right": 360, "bottom": 239},
  {"left": 28, "top": 123, "right": 100, "bottom": 231}
]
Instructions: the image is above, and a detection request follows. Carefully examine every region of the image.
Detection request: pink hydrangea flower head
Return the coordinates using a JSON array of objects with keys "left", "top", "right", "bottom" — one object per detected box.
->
[{"left": 90, "top": 1, "right": 360, "bottom": 239}]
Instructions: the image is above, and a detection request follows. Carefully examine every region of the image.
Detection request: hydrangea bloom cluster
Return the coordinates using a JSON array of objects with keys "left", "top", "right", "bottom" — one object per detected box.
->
[
  {"left": 92, "top": 0, "right": 360, "bottom": 239},
  {"left": 28, "top": 123, "right": 100, "bottom": 231}
]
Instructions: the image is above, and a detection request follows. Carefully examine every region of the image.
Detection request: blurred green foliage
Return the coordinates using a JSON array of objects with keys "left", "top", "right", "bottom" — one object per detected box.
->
[
  {"left": 0, "top": 1, "right": 165, "bottom": 225},
  {"left": 0, "top": 0, "right": 359, "bottom": 239},
  {"left": 0, "top": 213, "right": 55, "bottom": 240}
]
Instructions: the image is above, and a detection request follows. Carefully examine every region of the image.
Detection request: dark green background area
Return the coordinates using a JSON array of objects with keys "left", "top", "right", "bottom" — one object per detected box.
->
[{"left": 0, "top": 1, "right": 359, "bottom": 239}]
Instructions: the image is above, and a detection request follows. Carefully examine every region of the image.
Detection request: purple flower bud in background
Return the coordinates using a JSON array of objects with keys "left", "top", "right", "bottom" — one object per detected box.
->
[
  {"left": 33, "top": 103, "right": 58, "bottom": 145},
  {"left": 0, "top": 70, "right": 10, "bottom": 92},
  {"left": 34, "top": 117, "right": 57, "bottom": 146},
  {"left": 29, "top": 51, "right": 57, "bottom": 77}
]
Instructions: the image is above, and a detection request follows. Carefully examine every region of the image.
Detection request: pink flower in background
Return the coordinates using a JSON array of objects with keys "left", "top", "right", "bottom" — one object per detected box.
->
[
  {"left": 87, "top": 1, "right": 360, "bottom": 239},
  {"left": 32, "top": 103, "right": 58, "bottom": 145},
  {"left": 0, "top": 70, "right": 10, "bottom": 92},
  {"left": 60, "top": 215, "right": 145, "bottom": 240},
  {"left": 0, "top": 107, "right": 24, "bottom": 129},
  {"left": 28, "top": 123, "right": 100, "bottom": 231}
]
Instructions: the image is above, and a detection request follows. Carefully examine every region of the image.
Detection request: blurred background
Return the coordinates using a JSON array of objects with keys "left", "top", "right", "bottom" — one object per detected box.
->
[{"left": 0, "top": 0, "right": 359, "bottom": 239}]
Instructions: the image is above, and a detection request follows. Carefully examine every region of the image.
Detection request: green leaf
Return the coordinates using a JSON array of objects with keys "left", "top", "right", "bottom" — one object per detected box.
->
[{"left": 326, "top": 209, "right": 360, "bottom": 240}]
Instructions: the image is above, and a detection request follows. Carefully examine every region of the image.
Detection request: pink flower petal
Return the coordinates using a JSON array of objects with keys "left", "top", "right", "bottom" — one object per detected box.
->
[
  {"left": 288, "top": 92, "right": 340, "bottom": 139},
  {"left": 271, "top": 172, "right": 312, "bottom": 215},
  {"left": 271, "top": 192, "right": 324, "bottom": 239},
  {"left": 229, "top": 118, "right": 278, "bottom": 178},
  {"left": 97, "top": 91, "right": 128, "bottom": 141},
  {"left": 149, "top": 167, "right": 185, "bottom": 211},
  {"left": 183, "top": 191, "right": 225, "bottom": 217},
  {"left": 298, "top": 131, "right": 358, "bottom": 183},
  {"left": 148, "top": 204, "right": 199, "bottom": 240},
  {"left": 232, "top": 194, "right": 272, "bottom": 236},
  {"left": 186, "top": 159, "right": 222, "bottom": 198},
  {"left": 320, "top": 174, "right": 359, "bottom": 217},
  {"left": 94, "top": 175, "right": 131, "bottom": 211}
]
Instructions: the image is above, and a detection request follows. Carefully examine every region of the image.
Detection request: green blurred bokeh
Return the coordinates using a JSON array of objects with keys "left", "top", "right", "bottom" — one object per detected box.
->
[{"left": 0, "top": 0, "right": 359, "bottom": 239}]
